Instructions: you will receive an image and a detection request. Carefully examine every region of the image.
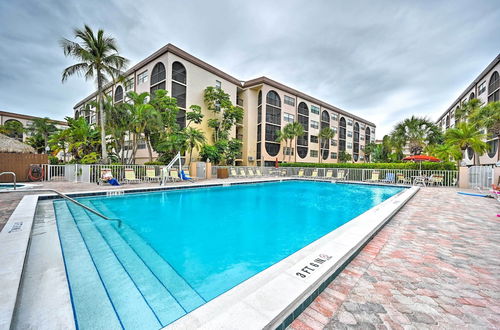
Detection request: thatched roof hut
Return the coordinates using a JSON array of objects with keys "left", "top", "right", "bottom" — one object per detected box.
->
[{"left": 0, "top": 133, "right": 35, "bottom": 153}]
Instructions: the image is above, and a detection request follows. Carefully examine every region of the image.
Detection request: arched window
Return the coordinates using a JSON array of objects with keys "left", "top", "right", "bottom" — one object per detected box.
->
[
  {"left": 488, "top": 71, "right": 499, "bottom": 103},
  {"left": 469, "top": 92, "right": 475, "bottom": 100},
  {"left": 297, "top": 102, "right": 309, "bottom": 158},
  {"left": 171, "top": 62, "right": 187, "bottom": 128},
  {"left": 353, "top": 122, "right": 360, "bottom": 162},
  {"left": 339, "top": 117, "right": 346, "bottom": 153},
  {"left": 257, "top": 90, "right": 262, "bottom": 160},
  {"left": 3, "top": 119, "right": 23, "bottom": 141},
  {"left": 320, "top": 110, "right": 330, "bottom": 160},
  {"left": 446, "top": 115, "right": 450, "bottom": 128},
  {"left": 150, "top": 62, "right": 166, "bottom": 94},
  {"left": 265, "top": 90, "right": 281, "bottom": 157},
  {"left": 487, "top": 140, "right": 498, "bottom": 158},
  {"left": 114, "top": 86, "right": 123, "bottom": 102},
  {"left": 467, "top": 147, "right": 474, "bottom": 160}
]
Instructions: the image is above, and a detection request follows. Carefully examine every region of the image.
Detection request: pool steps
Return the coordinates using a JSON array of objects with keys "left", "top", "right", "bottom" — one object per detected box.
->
[{"left": 54, "top": 200, "right": 205, "bottom": 329}]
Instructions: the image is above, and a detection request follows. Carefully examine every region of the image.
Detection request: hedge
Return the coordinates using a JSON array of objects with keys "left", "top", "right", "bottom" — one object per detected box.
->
[{"left": 279, "top": 162, "right": 457, "bottom": 170}]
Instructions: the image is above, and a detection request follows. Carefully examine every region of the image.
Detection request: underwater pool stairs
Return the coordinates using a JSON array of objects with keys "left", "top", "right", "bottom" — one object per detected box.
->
[{"left": 55, "top": 200, "right": 204, "bottom": 329}]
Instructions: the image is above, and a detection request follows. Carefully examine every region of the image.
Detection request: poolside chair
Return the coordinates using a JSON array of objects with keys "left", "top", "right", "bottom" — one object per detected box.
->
[
  {"left": 428, "top": 174, "right": 444, "bottom": 186},
  {"left": 310, "top": 169, "right": 318, "bottom": 178},
  {"left": 366, "top": 170, "right": 380, "bottom": 182},
  {"left": 230, "top": 168, "right": 238, "bottom": 177},
  {"left": 396, "top": 173, "right": 411, "bottom": 185},
  {"left": 169, "top": 169, "right": 181, "bottom": 182},
  {"left": 296, "top": 169, "right": 304, "bottom": 177},
  {"left": 124, "top": 169, "right": 141, "bottom": 184},
  {"left": 380, "top": 173, "right": 395, "bottom": 184},
  {"left": 238, "top": 168, "right": 246, "bottom": 177},
  {"left": 97, "top": 168, "right": 113, "bottom": 185},
  {"left": 145, "top": 167, "right": 161, "bottom": 182},
  {"left": 325, "top": 170, "right": 333, "bottom": 178},
  {"left": 280, "top": 169, "right": 288, "bottom": 177},
  {"left": 255, "top": 168, "right": 263, "bottom": 176},
  {"left": 247, "top": 169, "right": 255, "bottom": 176},
  {"left": 334, "top": 169, "right": 347, "bottom": 181}
]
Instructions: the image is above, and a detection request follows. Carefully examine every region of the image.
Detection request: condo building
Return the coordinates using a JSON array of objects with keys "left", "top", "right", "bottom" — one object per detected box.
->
[
  {"left": 73, "top": 44, "right": 376, "bottom": 165},
  {"left": 0, "top": 110, "right": 68, "bottom": 142},
  {"left": 436, "top": 54, "right": 500, "bottom": 165}
]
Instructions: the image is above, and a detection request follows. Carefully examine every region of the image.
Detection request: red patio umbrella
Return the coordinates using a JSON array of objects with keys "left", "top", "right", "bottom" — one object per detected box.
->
[{"left": 402, "top": 155, "right": 440, "bottom": 162}]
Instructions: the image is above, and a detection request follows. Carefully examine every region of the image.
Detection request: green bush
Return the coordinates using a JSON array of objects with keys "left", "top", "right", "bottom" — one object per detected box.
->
[
  {"left": 144, "top": 161, "right": 164, "bottom": 165},
  {"left": 279, "top": 161, "right": 456, "bottom": 170},
  {"left": 48, "top": 155, "right": 59, "bottom": 165}
]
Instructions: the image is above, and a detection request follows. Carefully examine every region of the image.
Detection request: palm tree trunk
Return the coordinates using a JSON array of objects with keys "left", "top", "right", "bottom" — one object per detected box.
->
[
  {"left": 189, "top": 147, "right": 194, "bottom": 165},
  {"left": 294, "top": 138, "right": 298, "bottom": 163},
  {"left": 97, "top": 75, "right": 108, "bottom": 164}
]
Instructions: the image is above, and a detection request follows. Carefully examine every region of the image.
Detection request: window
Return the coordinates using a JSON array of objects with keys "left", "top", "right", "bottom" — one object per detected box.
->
[
  {"left": 310, "top": 150, "right": 318, "bottom": 157},
  {"left": 331, "top": 113, "right": 338, "bottom": 121},
  {"left": 310, "top": 120, "right": 319, "bottom": 129},
  {"left": 265, "top": 142, "right": 280, "bottom": 157},
  {"left": 320, "top": 110, "right": 330, "bottom": 160},
  {"left": 353, "top": 123, "right": 360, "bottom": 162},
  {"left": 311, "top": 105, "right": 320, "bottom": 115},
  {"left": 284, "top": 147, "right": 294, "bottom": 156},
  {"left": 151, "top": 62, "right": 166, "bottom": 86},
  {"left": 171, "top": 62, "right": 186, "bottom": 84},
  {"left": 339, "top": 117, "right": 347, "bottom": 152},
  {"left": 284, "top": 95, "right": 295, "bottom": 106},
  {"left": 360, "top": 136, "right": 365, "bottom": 141},
  {"left": 310, "top": 135, "right": 318, "bottom": 143},
  {"left": 125, "top": 77, "right": 134, "bottom": 91},
  {"left": 332, "top": 127, "right": 337, "bottom": 134},
  {"left": 478, "top": 81, "right": 486, "bottom": 95},
  {"left": 172, "top": 62, "right": 187, "bottom": 128},
  {"left": 347, "top": 142, "right": 352, "bottom": 149},
  {"left": 297, "top": 102, "right": 309, "bottom": 158},
  {"left": 138, "top": 71, "right": 148, "bottom": 84},
  {"left": 347, "top": 130, "right": 353, "bottom": 137},
  {"left": 469, "top": 92, "right": 475, "bottom": 100},
  {"left": 487, "top": 140, "right": 498, "bottom": 158},
  {"left": 331, "top": 139, "right": 337, "bottom": 146},
  {"left": 330, "top": 152, "right": 337, "bottom": 159},
  {"left": 265, "top": 91, "right": 281, "bottom": 156},
  {"left": 266, "top": 105, "right": 281, "bottom": 125},
  {"left": 266, "top": 91, "right": 281, "bottom": 107},
  {"left": 488, "top": 71, "right": 499, "bottom": 103},
  {"left": 284, "top": 113, "right": 294, "bottom": 123},
  {"left": 114, "top": 86, "right": 123, "bottom": 102},
  {"left": 215, "top": 80, "right": 221, "bottom": 89},
  {"left": 347, "top": 119, "right": 353, "bottom": 126}
]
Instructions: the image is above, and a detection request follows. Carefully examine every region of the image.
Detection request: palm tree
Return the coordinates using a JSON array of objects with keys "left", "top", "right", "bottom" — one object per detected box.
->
[
  {"left": 275, "top": 127, "right": 292, "bottom": 162},
  {"left": 390, "top": 116, "right": 442, "bottom": 156},
  {"left": 426, "top": 143, "right": 462, "bottom": 168},
  {"left": 469, "top": 101, "right": 500, "bottom": 160},
  {"left": 48, "top": 129, "right": 70, "bottom": 162},
  {"left": 445, "top": 122, "right": 489, "bottom": 166},
  {"left": 318, "top": 127, "right": 335, "bottom": 163},
  {"left": 61, "top": 25, "right": 128, "bottom": 163},
  {"left": 27, "top": 118, "right": 57, "bottom": 153},
  {"left": 184, "top": 127, "right": 206, "bottom": 164},
  {"left": 288, "top": 122, "right": 304, "bottom": 163},
  {"left": 455, "top": 98, "right": 483, "bottom": 124}
]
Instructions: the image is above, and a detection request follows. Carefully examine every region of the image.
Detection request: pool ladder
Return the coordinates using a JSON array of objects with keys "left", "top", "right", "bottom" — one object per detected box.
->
[{"left": 0, "top": 172, "right": 16, "bottom": 190}]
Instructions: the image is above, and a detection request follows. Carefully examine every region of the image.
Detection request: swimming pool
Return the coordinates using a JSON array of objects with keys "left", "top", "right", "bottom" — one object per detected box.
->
[
  {"left": 53, "top": 180, "right": 404, "bottom": 329},
  {"left": 0, "top": 183, "right": 25, "bottom": 190}
]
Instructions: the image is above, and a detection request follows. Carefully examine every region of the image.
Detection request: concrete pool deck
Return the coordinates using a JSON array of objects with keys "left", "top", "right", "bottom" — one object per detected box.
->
[{"left": 289, "top": 187, "right": 500, "bottom": 329}]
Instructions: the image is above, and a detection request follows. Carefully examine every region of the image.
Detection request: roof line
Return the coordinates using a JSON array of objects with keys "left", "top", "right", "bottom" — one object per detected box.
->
[
  {"left": 436, "top": 53, "right": 500, "bottom": 123},
  {"left": 243, "top": 76, "right": 375, "bottom": 126},
  {"left": 0, "top": 110, "right": 67, "bottom": 126}
]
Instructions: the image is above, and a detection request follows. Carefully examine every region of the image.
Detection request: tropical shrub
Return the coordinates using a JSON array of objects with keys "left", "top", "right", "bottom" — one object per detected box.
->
[{"left": 279, "top": 162, "right": 456, "bottom": 170}]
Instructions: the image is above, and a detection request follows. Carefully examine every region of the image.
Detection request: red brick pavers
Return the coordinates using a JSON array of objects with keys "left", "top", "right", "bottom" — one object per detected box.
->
[{"left": 290, "top": 188, "right": 500, "bottom": 329}]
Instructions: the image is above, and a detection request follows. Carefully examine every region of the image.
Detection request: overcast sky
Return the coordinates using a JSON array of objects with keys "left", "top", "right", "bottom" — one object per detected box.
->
[{"left": 0, "top": 0, "right": 499, "bottom": 136}]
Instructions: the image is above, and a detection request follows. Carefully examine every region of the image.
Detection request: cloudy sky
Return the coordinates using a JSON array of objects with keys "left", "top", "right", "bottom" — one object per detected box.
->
[{"left": 0, "top": 0, "right": 499, "bottom": 136}]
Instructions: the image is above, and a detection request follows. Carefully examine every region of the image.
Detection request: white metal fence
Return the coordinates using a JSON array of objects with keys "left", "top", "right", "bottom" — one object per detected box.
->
[
  {"left": 468, "top": 166, "right": 494, "bottom": 189},
  {"left": 213, "top": 166, "right": 459, "bottom": 186}
]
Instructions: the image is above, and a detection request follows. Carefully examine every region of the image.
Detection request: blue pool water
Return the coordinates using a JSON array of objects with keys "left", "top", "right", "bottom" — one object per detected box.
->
[
  {"left": 54, "top": 181, "right": 403, "bottom": 329},
  {"left": 0, "top": 184, "right": 24, "bottom": 189}
]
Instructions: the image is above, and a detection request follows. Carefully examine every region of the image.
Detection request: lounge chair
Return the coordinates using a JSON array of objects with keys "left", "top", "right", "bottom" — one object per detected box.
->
[
  {"left": 428, "top": 174, "right": 444, "bottom": 186},
  {"left": 334, "top": 169, "right": 347, "bottom": 181},
  {"left": 280, "top": 169, "right": 287, "bottom": 176},
  {"left": 169, "top": 169, "right": 181, "bottom": 182},
  {"left": 380, "top": 173, "right": 395, "bottom": 183},
  {"left": 247, "top": 169, "right": 255, "bottom": 176},
  {"left": 255, "top": 169, "right": 264, "bottom": 176},
  {"left": 311, "top": 169, "right": 318, "bottom": 178},
  {"left": 325, "top": 170, "right": 333, "bottom": 178},
  {"left": 230, "top": 168, "right": 238, "bottom": 177},
  {"left": 366, "top": 170, "right": 380, "bottom": 182},
  {"left": 396, "top": 173, "right": 411, "bottom": 184},
  {"left": 296, "top": 169, "right": 304, "bottom": 177},
  {"left": 145, "top": 167, "right": 161, "bottom": 182},
  {"left": 238, "top": 168, "right": 246, "bottom": 177},
  {"left": 124, "top": 169, "right": 141, "bottom": 184}
]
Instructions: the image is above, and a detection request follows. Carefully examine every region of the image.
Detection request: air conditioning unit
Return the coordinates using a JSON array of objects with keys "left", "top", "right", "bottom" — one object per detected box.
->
[{"left": 248, "top": 156, "right": 255, "bottom": 161}]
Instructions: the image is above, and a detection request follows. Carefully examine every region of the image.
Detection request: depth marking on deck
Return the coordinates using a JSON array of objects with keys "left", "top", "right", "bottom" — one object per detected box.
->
[{"left": 294, "top": 254, "right": 332, "bottom": 279}]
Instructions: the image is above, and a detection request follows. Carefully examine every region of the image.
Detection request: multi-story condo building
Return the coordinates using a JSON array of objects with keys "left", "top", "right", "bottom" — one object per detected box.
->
[
  {"left": 0, "top": 110, "right": 68, "bottom": 142},
  {"left": 436, "top": 53, "right": 500, "bottom": 166},
  {"left": 73, "top": 44, "right": 376, "bottom": 165}
]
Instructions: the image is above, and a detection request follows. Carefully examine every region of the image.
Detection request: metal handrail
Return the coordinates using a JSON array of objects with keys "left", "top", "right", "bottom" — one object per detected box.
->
[
  {"left": 32, "top": 189, "right": 122, "bottom": 226},
  {"left": 0, "top": 172, "right": 16, "bottom": 190}
]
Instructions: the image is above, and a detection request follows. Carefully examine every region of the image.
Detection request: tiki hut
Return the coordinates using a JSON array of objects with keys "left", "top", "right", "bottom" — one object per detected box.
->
[{"left": 0, "top": 133, "right": 35, "bottom": 153}]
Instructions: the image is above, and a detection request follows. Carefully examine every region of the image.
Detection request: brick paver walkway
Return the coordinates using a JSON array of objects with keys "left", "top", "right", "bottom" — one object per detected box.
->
[{"left": 290, "top": 188, "right": 500, "bottom": 329}]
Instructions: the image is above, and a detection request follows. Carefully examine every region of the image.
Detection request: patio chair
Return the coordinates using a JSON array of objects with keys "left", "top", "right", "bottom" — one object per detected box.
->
[
  {"left": 311, "top": 169, "right": 318, "bottom": 178},
  {"left": 428, "top": 174, "right": 444, "bottom": 186},
  {"left": 238, "top": 168, "right": 246, "bottom": 177},
  {"left": 230, "top": 168, "right": 238, "bottom": 177},
  {"left": 366, "top": 170, "right": 380, "bottom": 182},
  {"left": 334, "top": 169, "right": 347, "bottom": 181},
  {"left": 296, "top": 169, "right": 305, "bottom": 177},
  {"left": 280, "top": 169, "right": 288, "bottom": 176},
  {"left": 145, "top": 167, "right": 161, "bottom": 182},
  {"left": 124, "top": 169, "right": 141, "bottom": 184},
  {"left": 396, "top": 173, "right": 411, "bottom": 184},
  {"left": 255, "top": 168, "right": 264, "bottom": 176},
  {"left": 169, "top": 169, "right": 181, "bottom": 182},
  {"left": 325, "top": 170, "right": 333, "bottom": 178},
  {"left": 247, "top": 169, "right": 255, "bottom": 176},
  {"left": 380, "top": 173, "right": 395, "bottom": 184}
]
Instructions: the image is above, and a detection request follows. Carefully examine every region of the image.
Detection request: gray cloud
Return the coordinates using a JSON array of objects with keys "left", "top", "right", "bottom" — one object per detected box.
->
[{"left": 0, "top": 0, "right": 499, "bottom": 136}]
